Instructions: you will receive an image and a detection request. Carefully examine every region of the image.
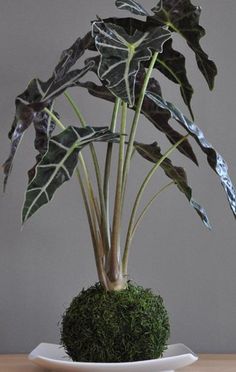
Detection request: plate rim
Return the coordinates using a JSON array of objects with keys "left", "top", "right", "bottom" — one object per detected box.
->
[{"left": 29, "top": 342, "right": 198, "bottom": 367}]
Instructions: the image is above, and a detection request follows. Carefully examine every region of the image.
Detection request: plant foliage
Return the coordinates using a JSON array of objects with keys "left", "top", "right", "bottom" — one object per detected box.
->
[{"left": 3, "top": 0, "right": 236, "bottom": 293}]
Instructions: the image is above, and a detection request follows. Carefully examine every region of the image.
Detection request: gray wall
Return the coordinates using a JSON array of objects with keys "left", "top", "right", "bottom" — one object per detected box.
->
[{"left": 0, "top": 0, "right": 236, "bottom": 354}]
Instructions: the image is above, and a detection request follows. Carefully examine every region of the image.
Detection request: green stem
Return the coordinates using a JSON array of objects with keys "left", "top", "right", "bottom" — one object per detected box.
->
[
  {"left": 122, "top": 135, "right": 188, "bottom": 275},
  {"left": 44, "top": 106, "right": 107, "bottom": 284},
  {"left": 156, "top": 57, "right": 194, "bottom": 120},
  {"left": 122, "top": 51, "right": 159, "bottom": 202},
  {"left": 75, "top": 168, "right": 106, "bottom": 286},
  {"left": 103, "top": 98, "right": 121, "bottom": 238},
  {"left": 131, "top": 181, "right": 174, "bottom": 238},
  {"left": 44, "top": 107, "right": 96, "bottom": 221},
  {"left": 64, "top": 92, "right": 110, "bottom": 255},
  {"left": 64, "top": 92, "right": 87, "bottom": 125},
  {"left": 44, "top": 108, "right": 65, "bottom": 130},
  {"left": 109, "top": 102, "right": 127, "bottom": 282}
]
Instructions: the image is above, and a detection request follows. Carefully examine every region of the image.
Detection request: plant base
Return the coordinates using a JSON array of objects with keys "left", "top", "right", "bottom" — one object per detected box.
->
[{"left": 60, "top": 282, "right": 170, "bottom": 362}]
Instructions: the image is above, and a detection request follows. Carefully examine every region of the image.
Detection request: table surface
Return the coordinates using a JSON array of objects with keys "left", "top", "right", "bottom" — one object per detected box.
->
[{"left": 0, "top": 354, "right": 236, "bottom": 372}]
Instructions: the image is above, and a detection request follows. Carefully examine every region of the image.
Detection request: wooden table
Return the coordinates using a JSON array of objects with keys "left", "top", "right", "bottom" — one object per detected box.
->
[{"left": 0, "top": 354, "right": 236, "bottom": 371}]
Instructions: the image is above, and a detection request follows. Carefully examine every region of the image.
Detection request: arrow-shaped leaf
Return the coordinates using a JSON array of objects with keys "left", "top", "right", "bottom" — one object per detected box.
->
[
  {"left": 95, "top": 17, "right": 194, "bottom": 116},
  {"left": 149, "top": 0, "right": 217, "bottom": 90},
  {"left": 3, "top": 34, "right": 95, "bottom": 189},
  {"left": 92, "top": 21, "right": 171, "bottom": 106},
  {"left": 22, "top": 126, "right": 119, "bottom": 223},
  {"left": 134, "top": 141, "right": 211, "bottom": 228},
  {"left": 146, "top": 91, "right": 236, "bottom": 217},
  {"left": 115, "top": 0, "right": 149, "bottom": 16}
]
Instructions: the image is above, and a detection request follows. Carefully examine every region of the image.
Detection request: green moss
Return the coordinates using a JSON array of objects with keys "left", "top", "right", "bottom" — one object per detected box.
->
[{"left": 60, "top": 282, "right": 170, "bottom": 362}]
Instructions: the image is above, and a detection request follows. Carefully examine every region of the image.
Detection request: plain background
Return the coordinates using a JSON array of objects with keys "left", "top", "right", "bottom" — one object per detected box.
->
[{"left": 0, "top": 0, "right": 236, "bottom": 354}]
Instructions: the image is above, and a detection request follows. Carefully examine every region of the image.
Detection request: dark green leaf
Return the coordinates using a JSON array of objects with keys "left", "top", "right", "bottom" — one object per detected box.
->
[
  {"left": 102, "top": 17, "right": 149, "bottom": 35},
  {"left": 53, "top": 32, "right": 94, "bottom": 79},
  {"left": 101, "top": 17, "right": 194, "bottom": 116},
  {"left": 28, "top": 109, "right": 57, "bottom": 182},
  {"left": 22, "top": 126, "right": 119, "bottom": 223},
  {"left": 134, "top": 141, "right": 211, "bottom": 228},
  {"left": 3, "top": 33, "right": 95, "bottom": 189},
  {"left": 115, "top": 0, "right": 149, "bottom": 16},
  {"left": 146, "top": 92, "right": 236, "bottom": 217},
  {"left": 92, "top": 21, "right": 171, "bottom": 106},
  {"left": 2, "top": 117, "right": 28, "bottom": 191},
  {"left": 155, "top": 39, "right": 194, "bottom": 119},
  {"left": 135, "top": 68, "right": 198, "bottom": 164},
  {"left": 149, "top": 0, "right": 217, "bottom": 89}
]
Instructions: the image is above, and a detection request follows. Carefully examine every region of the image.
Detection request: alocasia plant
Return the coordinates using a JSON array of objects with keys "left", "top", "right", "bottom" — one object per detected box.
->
[{"left": 3, "top": 0, "right": 236, "bottom": 293}]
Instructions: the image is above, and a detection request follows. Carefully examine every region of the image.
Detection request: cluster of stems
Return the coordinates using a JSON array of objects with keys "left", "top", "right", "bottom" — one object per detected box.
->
[{"left": 45, "top": 51, "right": 187, "bottom": 291}]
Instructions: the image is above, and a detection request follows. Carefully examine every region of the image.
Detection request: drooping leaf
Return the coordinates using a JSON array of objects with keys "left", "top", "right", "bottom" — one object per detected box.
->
[
  {"left": 135, "top": 68, "right": 198, "bottom": 164},
  {"left": 92, "top": 21, "right": 171, "bottom": 106},
  {"left": 53, "top": 32, "right": 94, "bottom": 79},
  {"left": 2, "top": 117, "right": 28, "bottom": 191},
  {"left": 80, "top": 59, "right": 198, "bottom": 165},
  {"left": 22, "top": 126, "right": 119, "bottom": 223},
  {"left": 28, "top": 109, "right": 57, "bottom": 182},
  {"left": 20, "top": 63, "right": 94, "bottom": 108},
  {"left": 149, "top": 0, "right": 217, "bottom": 90},
  {"left": 3, "top": 34, "right": 95, "bottom": 189},
  {"left": 146, "top": 92, "right": 236, "bottom": 217},
  {"left": 154, "top": 39, "right": 194, "bottom": 119},
  {"left": 115, "top": 0, "right": 150, "bottom": 16},
  {"left": 33, "top": 111, "right": 57, "bottom": 155},
  {"left": 134, "top": 141, "right": 211, "bottom": 228}
]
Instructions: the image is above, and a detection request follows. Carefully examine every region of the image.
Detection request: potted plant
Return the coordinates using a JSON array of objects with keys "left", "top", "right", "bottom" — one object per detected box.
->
[{"left": 3, "top": 0, "right": 236, "bottom": 369}]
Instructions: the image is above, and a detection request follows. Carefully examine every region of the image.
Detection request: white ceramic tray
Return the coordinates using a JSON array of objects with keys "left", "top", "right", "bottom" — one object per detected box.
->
[{"left": 29, "top": 342, "right": 198, "bottom": 371}]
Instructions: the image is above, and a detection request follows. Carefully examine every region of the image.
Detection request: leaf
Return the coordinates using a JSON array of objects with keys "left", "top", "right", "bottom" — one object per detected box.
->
[
  {"left": 3, "top": 33, "right": 95, "bottom": 189},
  {"left": 134, "top": 141, "right": 211, "bottom": 228},
  {"left": 145, "top": 92, "right": 236, "bottom": 217},
  {"left": 2, "top": 117, "right": 28, "bottom": 191},
  {"left": 115, "top": 0, "right": 150, "bottom": 16},
  {"left": 25, "top": 63, "right": 94, "bottom": 106},
  {"left": 53, "top": 32, "right": 94, "bottom": 79},
  {"left": 150, "top": 0, "right": 217, "bottom": 90},
  {"left": 135, "top": 68, "right": 198, "bottom": 165},
  {"left": 22, "top": 126, "right": 119, "bottom": 223},
  {"left": 101, "top": 17, "right": 194, "bottom": 116},
  {"left": 27, "top": 109, "right": 57, "bottom": 182},
  {"left": 92, "top": 21, "right": 171, "bottom": 106},
  {"left": 102, "top": 17, "right": 149, "bottom": 35},
  {"left": 155, "top": 39, "right": 194, "bottom": 119}
]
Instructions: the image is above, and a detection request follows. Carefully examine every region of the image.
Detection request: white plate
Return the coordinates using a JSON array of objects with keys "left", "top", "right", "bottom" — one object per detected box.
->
[{"left": 29, "top": 343, "right": 198, "bottom": 372}]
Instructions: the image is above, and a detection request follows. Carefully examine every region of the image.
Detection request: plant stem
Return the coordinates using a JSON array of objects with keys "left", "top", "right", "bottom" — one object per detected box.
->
[
  {"left": 44, "top": 108, "right": 65, "bottom": 130},
  {"left": 44, "top": 106, "right": 107, "bottom": 285},
  {"left": 131, "top": 181, "right": 174, "bottom": 238},
  {"left": 75, "top": 168, "right": 106, "bottom": 286},
  {"left": 64, "top": 92, "right": 110, "bottom": 255},
  {"left": 103, "top": 98, "right": 121, "bottom": 239},
  {"left": 122, "top": 51, "right": 159, "bottom": 201},
  {"left": 44, "top": 108, "right": 95, "bottom": 224},
  {"left": 64, "top": 92, "right": 87, "bottom": 125},
  {"left": 109, "top": 102, "right": 127, "bottom": 282},
  {"left": 122, "top": 135, "right": 188, "bottom": 275}
]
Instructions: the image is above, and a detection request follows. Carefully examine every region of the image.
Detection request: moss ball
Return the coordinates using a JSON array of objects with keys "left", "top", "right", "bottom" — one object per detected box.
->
[{"left": 61, "top": 282, "right": 170, "bottom": 362}]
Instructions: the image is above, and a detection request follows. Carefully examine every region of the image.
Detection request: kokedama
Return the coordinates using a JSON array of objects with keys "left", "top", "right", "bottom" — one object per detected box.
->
[{"left": 3, "top": 0, "right": 236, "bottom": 363}]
